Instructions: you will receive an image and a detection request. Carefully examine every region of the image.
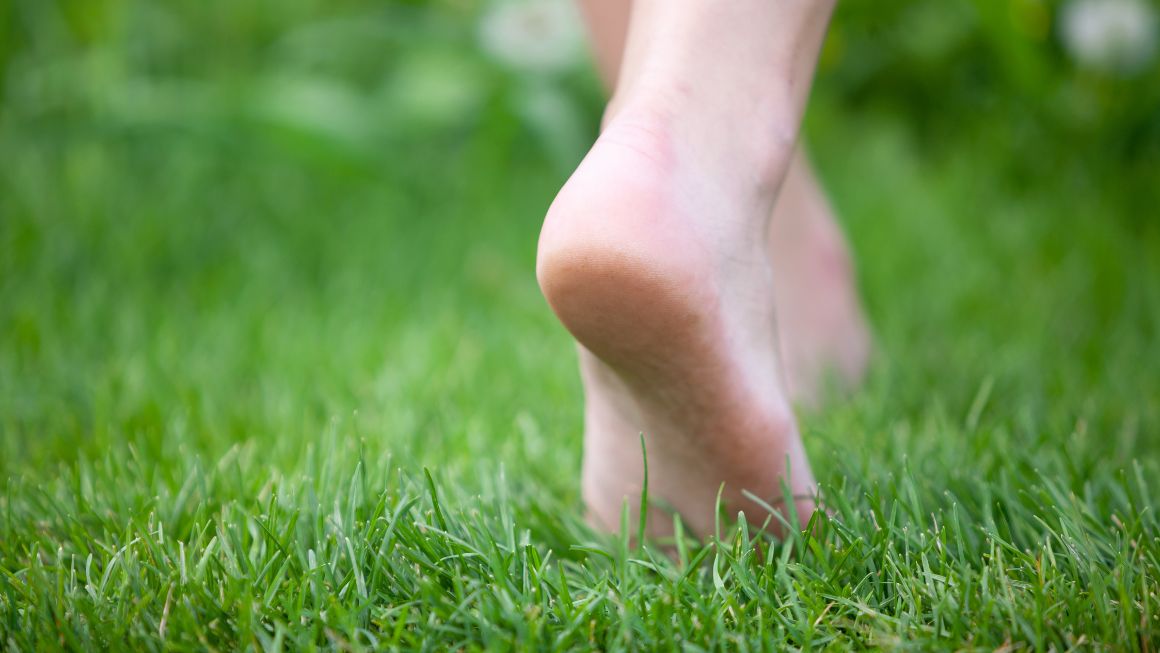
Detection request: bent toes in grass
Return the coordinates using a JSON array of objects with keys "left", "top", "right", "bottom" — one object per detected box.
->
[{"left": 537, "top": 0, "right": 837, "bottom": 537}]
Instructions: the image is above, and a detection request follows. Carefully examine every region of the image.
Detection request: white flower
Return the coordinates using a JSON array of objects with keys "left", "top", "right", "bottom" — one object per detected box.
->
[
  {"left": 1060, "top": 0, "right": 1158, "bottom": 75},
  {"left": 478, "top": 0, "right": 584, "bottom": 75}
]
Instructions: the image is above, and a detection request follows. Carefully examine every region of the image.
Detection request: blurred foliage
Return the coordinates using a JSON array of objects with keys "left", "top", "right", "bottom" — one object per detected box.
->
[
  {"left": 2, "top": 0, "right": 1156, "bottom": 203},
  {"left": 819, "top": 0, "right": 1159, "bottom": 212},
  {"left": 0, "top": 0, "right": 598, "bottom": 180}
]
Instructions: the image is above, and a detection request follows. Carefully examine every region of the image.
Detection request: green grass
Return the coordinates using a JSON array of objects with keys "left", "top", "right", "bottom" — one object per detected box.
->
[{"left": 3, "top": 3, "right": 1160, "bottom": 651}]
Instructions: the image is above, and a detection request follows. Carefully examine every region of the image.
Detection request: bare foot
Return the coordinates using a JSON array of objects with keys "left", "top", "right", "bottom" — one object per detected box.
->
[
  {"left": 538, "top": 110, "right": 814, "bottom": 538},
  {"left": 770, "top": 152, "right": 872, "bottom": 407},
  {"left": 538, "top": 0, "right": 836, "bottom": 538}
]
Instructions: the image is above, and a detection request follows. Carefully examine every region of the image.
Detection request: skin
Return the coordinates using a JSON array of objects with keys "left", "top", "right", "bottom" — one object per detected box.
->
[
  {"left": 537, "top": 0, "right": 869, "bottom": 538},
  {"left": 576, "top": 0, "right": 872, "bottom": 407}
]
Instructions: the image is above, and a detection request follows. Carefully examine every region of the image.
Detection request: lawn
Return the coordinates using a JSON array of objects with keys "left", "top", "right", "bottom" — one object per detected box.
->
[{"left": 2, "top": 1, "right": 1159, "bottom": 650}]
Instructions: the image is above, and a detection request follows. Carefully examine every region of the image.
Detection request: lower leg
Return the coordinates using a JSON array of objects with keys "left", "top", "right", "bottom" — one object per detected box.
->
[{"left": 540, "top": 0, "right": 837, "bottom": 537}]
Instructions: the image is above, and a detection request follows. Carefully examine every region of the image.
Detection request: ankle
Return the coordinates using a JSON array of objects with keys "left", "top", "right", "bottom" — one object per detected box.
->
[
  {"left": 601, "top": 88, "right": 798, "bottom": 218},
  {"left": 603, "top": 0, "right": 836, "bottom": 190}
]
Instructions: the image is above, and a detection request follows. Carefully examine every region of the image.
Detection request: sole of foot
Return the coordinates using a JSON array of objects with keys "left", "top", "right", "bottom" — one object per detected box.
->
[{"left": 537, "top": 109, "right": 817, "bottom": 539}]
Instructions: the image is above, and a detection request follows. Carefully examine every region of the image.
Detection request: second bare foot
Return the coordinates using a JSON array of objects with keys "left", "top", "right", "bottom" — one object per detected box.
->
[{"left": 770, "top": 152, "right": 872, "bottom": 407}]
